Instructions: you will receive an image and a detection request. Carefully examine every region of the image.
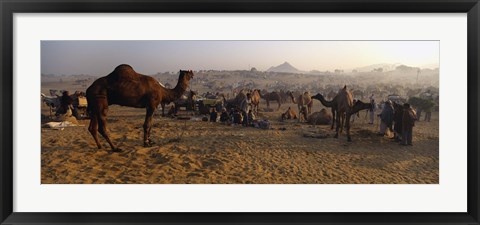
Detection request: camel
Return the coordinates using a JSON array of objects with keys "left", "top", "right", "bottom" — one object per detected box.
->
[
  {"left": 250, "top": 89, "right": 261, "bottom": 113},
  {"left": 351, "top": 100, "right": 372, "bottom": 114},
  {"left": 307, "top": 108, "right": 333, "bottom": 125},
  {"left": 281, "top": 107, "right": 298, "bottom": 120},
  {"left": 86, "top": 64, "right": 194, "bottom": 152},
  {"left": 289, "top": 91, "right": 313, "bottom": 121},
  {"left": 279, "top": 90, "right": 289, "bottom": 103},
  {"left": 259, "top": 90, "right": 282, "bottom": 110},
  {"left": 311, "top": 93, "right": 337, "bottom": 130},
  {"left": 224, "top": 90, "right": 246, "bottom": 110},
  {"left": 332, "top": 85, "right": 354, "bottom": 141}
]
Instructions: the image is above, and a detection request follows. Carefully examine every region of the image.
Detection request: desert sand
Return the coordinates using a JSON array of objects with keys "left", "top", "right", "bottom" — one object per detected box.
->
[{"left": 41, "top": 100, "right": 439, "bottom": 184}]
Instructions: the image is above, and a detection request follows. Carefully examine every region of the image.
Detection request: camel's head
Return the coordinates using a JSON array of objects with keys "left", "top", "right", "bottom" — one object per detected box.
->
[
  {"left": 180, "top": 70, "right": 194, "bottom": 82},
  {"left": 311, "top": 93, "right": 323, "bottom": 101},
  {"left": 352, "top": 100, "right": 372, "bottom": 112}
]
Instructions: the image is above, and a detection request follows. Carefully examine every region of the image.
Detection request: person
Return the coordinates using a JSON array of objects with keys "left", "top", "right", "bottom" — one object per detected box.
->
[
  {"left": 220, "top": 108, "right": 230, "bottom": 123},
  {"left": 378, "top": 100, "right": 394, "bottom": 136},
  {"left": 416, "top": 108, "right": 422, "bottom": 122},
  {"left": 167, "top": 105, "right": 176, "bottom": 117},
  {"left": 240, "top": 93, "right": 252, "bottom": 127},
  {"left": 401, "top": 103, "right": 417, "bottom": 146},
  {"left": 232, "top": 108, "right": 242, "bottom": 124},
  {"left": 393, "top": 102, "right": 403, "bottom": 142},
  {"left": 56, "top": 91, "right": 74, "bottom": 117},
  {"left": 248, "top": 109, "right": 256, "bottom": 125},
  {"left": 424, "top": 105, "right": 432, "bottom": 122},
  {"left": 209, "top": 108, "right": 217, "bottom": 122}
]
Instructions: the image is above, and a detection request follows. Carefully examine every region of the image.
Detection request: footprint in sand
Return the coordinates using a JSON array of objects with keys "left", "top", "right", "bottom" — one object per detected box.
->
[{"left": 201, "top": 158, "right": 224, "bottom": 168}]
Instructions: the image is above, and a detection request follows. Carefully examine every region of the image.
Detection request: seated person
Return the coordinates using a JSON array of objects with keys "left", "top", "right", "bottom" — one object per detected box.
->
[
  {"left": 232, "top": 109, "right": 243, "bottom": 124},
  {"left": 167, "top": 105, "right": 176, "bottom": 117},
  {"left": 220, "top": 108, "right": 230, "bottom": 123}
]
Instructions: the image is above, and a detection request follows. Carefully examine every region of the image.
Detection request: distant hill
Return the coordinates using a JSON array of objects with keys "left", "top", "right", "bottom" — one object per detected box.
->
[{"left": 267, "top": 62, "right": 303, "bottom": 73}]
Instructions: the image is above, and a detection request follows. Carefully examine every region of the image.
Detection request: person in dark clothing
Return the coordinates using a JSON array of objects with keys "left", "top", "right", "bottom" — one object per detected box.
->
[
  {"left": 393, "top": 102, "right": 403, "bottom": 142},
  {"left": 220, "top": 108, "right": 230, "bottom": 123},
  {"left": 56, "top": 91, "right": 75, "bottom": 117},
  {"left": 167, "top": 105, "right": 176, "bottom": 117},
  {"left": 232, "top": 108, "right": 242, "bottom": 124},
  {"left": 210, "top": 108, "right": 218, "bottom": 122},
  {"left": 378, "top": 100, "right": 394, "bottom": 136},
  {"left": 401, "top": 103, "right": 417, "bottom": 146}
]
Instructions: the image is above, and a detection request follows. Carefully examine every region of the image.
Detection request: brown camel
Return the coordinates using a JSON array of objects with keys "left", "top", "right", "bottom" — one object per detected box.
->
[
  {"left": 289, "top": 91, "right": 313, "bottom": 120},
  {"left": 281, "top": 106, "right": 298, "bottom": 120},
  {"left": 250, "top": 89, "right": 261, "bottom": 113},
  {"left": 86, "top": 64, "right": 194, "bottom": 151},
  {"left": 259, "top": 90, "right": 282, "bottom": 110},
  {"left": 311, "top": 93, "right": 338, "bottom": 130},
  {"left": 332, "top": 85, "right": 354, "bottom": 141},
  {"left": 307, "top": 108, "right": 333, "bottom": 125}
]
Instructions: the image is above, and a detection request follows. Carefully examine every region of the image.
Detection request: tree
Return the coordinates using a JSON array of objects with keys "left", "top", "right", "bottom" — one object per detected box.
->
[{"left": 408, "top": 96, "right": 435, "bottom": 111}]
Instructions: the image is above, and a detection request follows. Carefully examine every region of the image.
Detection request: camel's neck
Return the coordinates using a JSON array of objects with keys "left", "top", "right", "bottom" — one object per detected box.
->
[
  {"left": 351, "top": 103, "right": 371, "bottom": 114},
  {"left": 316, "top": 94, "right": 334, "bottom": 107},
  {"left": 289, "top": 93, "right": 297, "bottom": 103},
  {"left": 162, "top": 77, "right": 189, "bottom": 102}
]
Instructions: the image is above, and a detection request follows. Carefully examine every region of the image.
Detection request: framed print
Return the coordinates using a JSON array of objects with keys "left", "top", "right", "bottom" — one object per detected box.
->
[{"left": 1, "top": 0, "right": 479, "bottom": 224}]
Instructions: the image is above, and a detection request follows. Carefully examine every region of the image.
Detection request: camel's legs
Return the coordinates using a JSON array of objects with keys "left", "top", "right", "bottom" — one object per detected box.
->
[
  {"left": 334, "top": 112, "right": 341, "bottom": 138},
  {"left": 277, "top": 100, "right": 281, "bottom": 111},
  {"left": 161, "top": 102, "right": 165, "bottom": 117},
  {"left": 143, "top": 106, "right": 156, "bottom": 147},
  {"left": 96, "top": 101, "right": 118, "bottom": 151},
  {"left": 88, "top": 113, "right": 102, "bottom": 149},
  {"left": 339, "top": 114, "right": 345, "bottom": 133},
  {"left": 331, "top": 109, "right": 336, "bottom": 130},
  {"left": 346, "top": 113, "right": 352, "bottom": 142}
]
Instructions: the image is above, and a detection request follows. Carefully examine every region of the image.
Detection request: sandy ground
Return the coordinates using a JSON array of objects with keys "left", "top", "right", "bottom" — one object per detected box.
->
[{"left": 41, "top": 99, "right": 439, "bottom": 184}]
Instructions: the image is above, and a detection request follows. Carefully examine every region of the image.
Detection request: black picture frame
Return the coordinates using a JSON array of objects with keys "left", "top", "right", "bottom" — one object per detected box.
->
[{"left": 1, "top": 0, "right": 479, "bottom": 224}]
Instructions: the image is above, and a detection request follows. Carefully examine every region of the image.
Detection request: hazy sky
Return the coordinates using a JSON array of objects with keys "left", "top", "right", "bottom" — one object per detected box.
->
[{"left": 41, "top": 41, "right": 439, "bottom": 75}]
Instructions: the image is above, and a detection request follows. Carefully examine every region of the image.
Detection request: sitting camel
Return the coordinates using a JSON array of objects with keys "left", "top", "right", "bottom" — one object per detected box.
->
[
  {"left": 86, "top": 64, "right": 194, "bottom": 152},
  {"left": 281, "top": 106, "right": 298, "bottom": 121},
  {"left": 307, "top": 108, "right": 333, "bottom": 125}
]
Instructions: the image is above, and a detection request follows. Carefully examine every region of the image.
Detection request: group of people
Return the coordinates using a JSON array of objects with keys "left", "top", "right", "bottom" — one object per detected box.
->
[
  {"left": 209, "top": 93, "right": 256, "bottom": 127},
  {"left": 375, "top": 100, "right": 418, "bottom": 146},
  {"left": 55, "top": 91, "right": 80, "bottom": 120}
]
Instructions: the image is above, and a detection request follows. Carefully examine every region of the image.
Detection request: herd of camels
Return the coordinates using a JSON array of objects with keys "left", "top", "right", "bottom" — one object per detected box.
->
[{"left": 86, "top": 64, "right": 372, "bottom": 152}]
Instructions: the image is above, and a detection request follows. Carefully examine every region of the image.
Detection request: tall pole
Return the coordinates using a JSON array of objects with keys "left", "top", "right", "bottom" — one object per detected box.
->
[{"left": 416, "top": 68, "right": 420, "bottom": 85}]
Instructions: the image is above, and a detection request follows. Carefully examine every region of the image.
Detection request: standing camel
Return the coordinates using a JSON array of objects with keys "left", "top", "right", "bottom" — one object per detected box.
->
[
  {"left": 259, "top": 90, "right": 282, "bottom": 110},
  {"left": 86, "top": 64, "right": 194, "bottom": 152},
  {"left": 333, "top": 85, "right": 354, "bottom": 141},
  {"left": 311, "top": 93, "right": 337, "bottom": 130},
  {"left": 351, "top": 100, "right": 372, "bottom": 114},
  {"left": 250, "top": 89, "right": 261, "bottom": 114}
]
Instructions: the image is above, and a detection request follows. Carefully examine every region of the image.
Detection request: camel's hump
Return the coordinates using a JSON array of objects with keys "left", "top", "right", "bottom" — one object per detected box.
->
[
  {"left": 107, "top": 64, "right": 142, "bottom": 81},
  {"left": 114, "top": 64, "right": 134, "bottom": 72}
]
